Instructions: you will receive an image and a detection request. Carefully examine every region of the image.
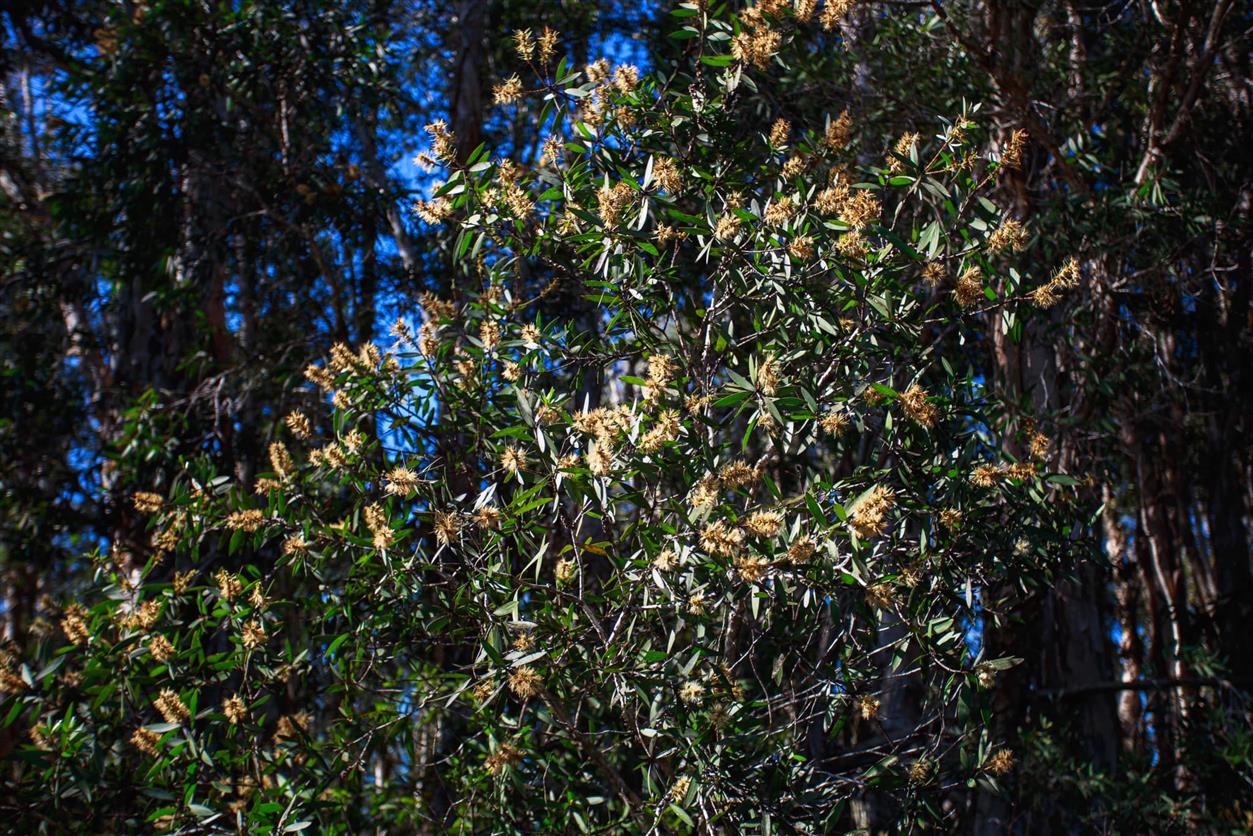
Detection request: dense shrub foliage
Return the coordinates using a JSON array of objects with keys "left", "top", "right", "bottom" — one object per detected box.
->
[{"left": 0, "top": 2, "right": 1184, "bottom": 832}]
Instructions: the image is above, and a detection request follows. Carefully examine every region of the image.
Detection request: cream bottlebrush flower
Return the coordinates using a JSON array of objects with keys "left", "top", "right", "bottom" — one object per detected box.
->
[
  {"left": 700, "top": 521, "right": 745, "bottom": 557},
  {"left": 433, "top": 510, "right": 462, "bottom": 547},
  {"left": 240, "top": 620, "right": 267, "bottom": 650},
  {"left": 769, "top": 117, "right": 791, "bottom": 147},
  {"left": 887, "top": 131, "right": 920, "bottom": 173},
  {"left": 719, "top": 460, "right": 759, "bottom": 489},
  {"left": 1030, "top": 257, "right": 1080, "bottom": 308},
  {"left": 848, "top": 485, "right": 895, "bottom": 539},
  {"left": 285, "top": 410, "right": 312, "bottom": 438},
  {"left": 424, "top": 119, "right": 457, "bottom": 164},
  {"left": 154, "top": 688, "right": 190, "bottom": 724},
  {"left": 757, "top": 354, "right": 782, "bottom": 396},
  {"left": 225, "top": 509, "right": 265, "bottom": 532},
  {"left": 679, "top": 680, "right": 705, "bottom": 704},
  {"left": 500, "top": 445, "right": 527, "bottom": 477},
  {"left": 132, "top": 492, "right": 163, "bottom": 514},
  {"left": 223, "top": 695, "right": 247, "bottom": 725},
  {"left": 824, "top": 109, "right": 853, "bottom": 149},
  {"left": 713, "top": 213, "right": 741, "bottom": 241},
  {"left": 492, "top": 75, "right": 524, "bottom": 105},
  {"left": 735, "top": 555, "right": 769, "bottom": 583},
  {"left": 688, "top": 475, "right": 721, "bottom": 512},
  {"left": 131, "top": 727, "right": 161, "bottom": 757},
  {"left": 385, "top": 466, "right": 421, "bottom": 495},
  {"left": 742, "top": 510, "right": 783, "bottom": 538}
]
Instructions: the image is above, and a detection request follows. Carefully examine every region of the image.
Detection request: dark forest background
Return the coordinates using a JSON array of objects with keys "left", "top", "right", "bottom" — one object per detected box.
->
[{"left": 2, "top": 0, "right": 1250, "bottom": 830}]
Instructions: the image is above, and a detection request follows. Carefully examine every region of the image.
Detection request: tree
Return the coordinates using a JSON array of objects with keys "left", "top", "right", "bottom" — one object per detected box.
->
[{"left": 0, "top": 4, "right": 1092, "bottom": 830}]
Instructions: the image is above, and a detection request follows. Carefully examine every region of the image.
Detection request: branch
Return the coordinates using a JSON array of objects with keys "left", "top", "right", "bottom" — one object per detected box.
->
[{"left": 1036, "top": 676, "right": 1246, "bottom": 699}]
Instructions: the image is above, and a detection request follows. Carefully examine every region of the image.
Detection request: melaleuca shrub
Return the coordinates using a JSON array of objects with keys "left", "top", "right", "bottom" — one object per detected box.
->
[{"left": 2, "top": 3, "right": 1086, "bottom": 832}]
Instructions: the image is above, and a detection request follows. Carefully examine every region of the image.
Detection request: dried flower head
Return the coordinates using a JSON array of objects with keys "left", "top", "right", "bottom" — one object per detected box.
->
[
  {"left": 1030, "top": 257, "right": 1080, "bottom": 308},
  {"left": 921, "top": 260, "right": 947, "bottom": 288},
  {"left": 679, "top": 680, "right": 705, "bottom": 705},
  {"left": 900, "top": 383, "right": 939, "bottom": 428},
  {"left": 508, "top": 666, "right": 541, "bottom": 699},
  {"left": 821, "top": 408, "right": 851, "bottom": 435},
  {"left": 865, "top": 582, "right": 895, "bottom": 610},
  {"left": 988, "top": 218, "right": 1028, "bottom": 253},
  {"left": 787, "top": 536, "right": 816, "bottom": 564},
  {"left": 485, "top": 742, "right": 525, "bottom": 774},
  {"left": 955, "top": 266, "right": 984, "bottom": 307},
  {"left": 986, "top": 748, "right": 1015, "bottom": 776},
  {"left": 858, "top": 694, "right": 881, "bottom": 720},
  {"left": 1000, "top": 129, "right": 1028, "bottom": 170},
  {"left": 909, "top": 757, "right": 935, "bottom": 785},
  {"left": 131, "top": 727, "right": 161, "bottom": 757}
]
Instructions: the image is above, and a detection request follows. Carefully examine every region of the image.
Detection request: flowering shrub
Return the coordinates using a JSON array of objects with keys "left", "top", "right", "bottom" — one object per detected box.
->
[{"left": 1, "top": 3, "right": 1085, "bottom": 831}]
